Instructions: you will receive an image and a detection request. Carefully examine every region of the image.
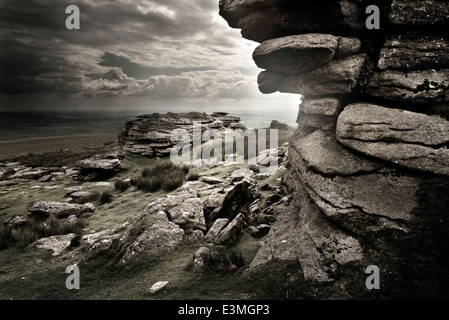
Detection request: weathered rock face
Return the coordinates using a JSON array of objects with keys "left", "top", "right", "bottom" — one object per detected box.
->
[
  {"left": 337, "top": 103, "right": 449, "bottom": 175},
  {"left": 118, "top": 112, "right": 244, "bottom": 157},
  {"left": 219, "top": 0, "right": 449, "bottom": 285}
]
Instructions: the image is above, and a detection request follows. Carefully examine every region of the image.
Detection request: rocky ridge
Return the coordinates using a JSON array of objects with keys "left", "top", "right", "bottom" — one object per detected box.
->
[{"left": 219, "top": 0, "right": 449, "bottom": 282}]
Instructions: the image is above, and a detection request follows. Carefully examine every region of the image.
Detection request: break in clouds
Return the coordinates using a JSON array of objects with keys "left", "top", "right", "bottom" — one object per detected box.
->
[{"left": 0, "top": 0, "right": 260, "bottom": 100}]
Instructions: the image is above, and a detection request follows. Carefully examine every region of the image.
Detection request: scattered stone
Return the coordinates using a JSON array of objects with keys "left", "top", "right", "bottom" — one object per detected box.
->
[
  {"left": 143, "top": 189, "right": 206, "bottom": 231},
  {"left": 38, "top": 175, "right": 53, "bottom": 182},
  {"left": 205, "top": 218, "right": 229, "bottom": 242},
  {"left": 85, "top": 235, "right": 120, "bottom": 259},
  {"left": 149, "top": 281, "right": 170, "bottom": 294},
  {"left": 265, "top": 194, "right": 282, "bottom": 206},
  {"left": 229, "top": 168, "right": 254, "bottom": 183},
  {"left": 217, "top": 177, "right": 261, "bottom": 221},
  {"left": 269, "top": 120, "right": 289, "bottom": 130},
  {"left": 11, "top": 169, "right": 49, "bottom": 180},
  {"left": 33, "top": 233, "right": 76, "bottom": 256},
  {"left": 3, "top": 215, "right": 32, "bottom": 228},
  {"left": 216, "top": 213, "right": 246, "bottom": 244},
  {"left": 201, "top": 176, "right": 224, "bottom": 185}
]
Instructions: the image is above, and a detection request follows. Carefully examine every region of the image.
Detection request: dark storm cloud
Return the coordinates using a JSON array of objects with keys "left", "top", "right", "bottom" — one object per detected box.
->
[
  {"left": 0, "top": 0, "right": 258, "bottom": 99},
  {"left": 93, "top": 52, "right": 210, "bottom": 79}
]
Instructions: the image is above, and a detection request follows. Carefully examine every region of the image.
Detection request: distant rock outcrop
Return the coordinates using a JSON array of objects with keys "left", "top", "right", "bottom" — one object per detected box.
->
[{"left": 118, "top": 112, "right": 245, "bottom": 157}]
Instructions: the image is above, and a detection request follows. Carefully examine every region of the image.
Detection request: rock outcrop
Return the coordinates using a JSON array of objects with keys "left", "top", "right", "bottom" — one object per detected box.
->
[
  {"left": 118, "top": 112, "right": 245, "bottom": 157},
  {"left": 219, "top": 0, "right": 449, "bottom": 284}
]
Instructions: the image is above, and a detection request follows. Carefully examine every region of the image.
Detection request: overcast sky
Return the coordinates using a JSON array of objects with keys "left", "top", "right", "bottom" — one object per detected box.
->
[{"left": 0, "top": 0, "right": 299, "bottom": 112}]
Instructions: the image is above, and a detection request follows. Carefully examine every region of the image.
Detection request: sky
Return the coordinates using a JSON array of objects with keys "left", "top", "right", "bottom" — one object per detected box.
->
[{"left": 0, "top": 0, "right": 300, "bottom": 112}]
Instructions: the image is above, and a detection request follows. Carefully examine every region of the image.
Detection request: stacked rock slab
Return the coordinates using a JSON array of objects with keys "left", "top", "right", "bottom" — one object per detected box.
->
[{"left": 219, "top": 0, "right": 449, "bottom": 282}]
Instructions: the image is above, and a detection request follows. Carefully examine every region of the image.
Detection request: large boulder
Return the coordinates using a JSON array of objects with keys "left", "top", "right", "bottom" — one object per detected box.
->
[
  {"left": 216, "top": 177, "right": 261, "bottom": 221},
  {"left": 120, "top": 211, "right": 184, "bottom": 264},
  {"left": 71, "top": 153, "right": 123, "bottom": 181},
  {"left": 141, "top": 188, "right": 206, "bottom": 231},
  {"left": 220, "top": 0, "right": 364, "bottom": 42},
  {"left": 337, "top": 103, "right": 449, "bottom": 175}
]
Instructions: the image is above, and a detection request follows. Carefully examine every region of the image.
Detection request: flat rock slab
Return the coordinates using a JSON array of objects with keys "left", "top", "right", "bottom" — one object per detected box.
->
[
  {"left": 292, "top": 130, "right": 383, "bottom": 176},
  {"left": 33, "top": 233, "right": 76, "bottom": 256},
  {"left": 27, "top": 201, "right": 95, "bottom": 218},
  {"left": 367, "top": 69, "right": 449, "bottom": 104},
  {"left": 253, "top": 34, "right": 360, "bottom": 74},
  {"left": 277, "top": 54, "right": 366, "bottom": 96},
  {"left": 337, "top": 103, "right": 449, "bottom": 175},
  {"left": 201, "top": 176, "right": 224, "bottom": 185}
]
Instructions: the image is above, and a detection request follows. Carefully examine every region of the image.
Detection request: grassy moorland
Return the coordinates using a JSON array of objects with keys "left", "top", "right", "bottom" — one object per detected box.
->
[
  {"left": 0, "top": 130, "right": 298, "bottom": 300},
  {"left": 1, "top": 128, "right": 448, "bottom": 300}
]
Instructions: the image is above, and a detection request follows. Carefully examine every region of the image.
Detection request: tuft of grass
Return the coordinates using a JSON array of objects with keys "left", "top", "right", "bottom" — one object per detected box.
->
[
  {"left": 100, "top": 191, "right": 113, "bottom": 204},
  {"left": 187, "top": 172, "right": 200, "bottom": 181},
  {"left": 136, "top": 161, "right": 188, "bottom": 193},
  {"left": 72, "top": 191, "right": 100, "bottom": 204},
  {"left": 0, "top": 215, "right": 86, "bottom": 249},
  {"left": 197, "top": 247, "right": 245, "bottom": 274},
  {"left": 114, "top": 179, "right": 130, "bottom": 192},
  {"left": 136, "top": 176, "right": 163, "bottom": 193}
]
